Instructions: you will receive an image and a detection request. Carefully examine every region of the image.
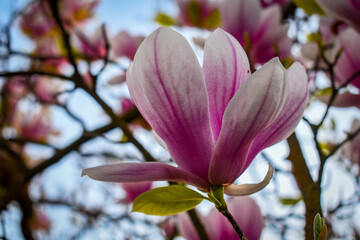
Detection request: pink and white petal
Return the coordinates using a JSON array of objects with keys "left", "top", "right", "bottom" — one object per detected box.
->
[
  {"left": 127, "top": 27, "right": 214, "bottom": 181},
  {"left": 242, "top": 62, "right": 308, "bottom": 173},
  {"left": 316, "top": 0, "right": 360, "bottom": 33},
  {"left": 82, "top": 162, "right": 210, "bottom": 191},
  {"left": 219, "top": 0, "right": 261, "bottom": 45},
  {"left": 209, "top": 58, "right": 287, "bottom": 185},
  {"left": 204, "top": 28, "right": 250, "bottom": 142}
]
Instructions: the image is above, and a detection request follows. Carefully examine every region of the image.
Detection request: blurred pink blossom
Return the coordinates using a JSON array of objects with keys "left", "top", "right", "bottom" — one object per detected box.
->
[
  {"left": 342, "top": 119, "right": 360, "bottom": 166},
  {"left": 334, "top": 28, "right": 360, "bottom": 89},
  {"left": 120, "top": 98, "right": 134, "bottom": 113},
  {"left": 158, "top": 217, "right": 176, "bottom": 238},
  {"left": 60, "top": 0, "right": 100, "bottom": 27},
  {"left": 111, "top": 31, "right": 144, "bottom": 60},
  {"left": 19, "top": 0, "right": 99, "bottom": 38},
  {"left": 316, "top": 0, "right": 360, "bottom": 33},
  {"left": 318, "top": 92, "right": 360, "bottom": 108},
  {"left": 178, "top": 197, "right": 264, "bottom": 240},
  {"left": 15, "top": 109, "right": 57, "bottom": 142},
  {"left": 34, "top": 78, "right": 60, "bottom": 104},
  {"left": 219, "top": 0, "right": 292, "bottom": 64},
  {"left": 1, "top": 77, "right": 28, "bottom": 115},
  {"left": 75, "top": 26, "right": 106, "bottom": 59},
  {"left": 120, "top": 182, "right": 152, "bottom": 204},
  {"left": 29, "top": 207, "right": 51, "bottom": 231},
  {"left": 20, "top": 1, "right": 54, "bottom": 38}
]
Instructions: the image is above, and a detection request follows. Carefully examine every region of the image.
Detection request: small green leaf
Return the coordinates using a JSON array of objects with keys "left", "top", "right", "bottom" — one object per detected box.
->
[
  {"left": 292, "top": 0, "right": 325, "bottom": 15},
  {"left": 314, "top": 213, "right": 327, "bottom": 240},
  {"left": 132, "top": 185, "right": 207, "bottom": 216},
  {"left": 187, "top": 1, "right": 201, "bottom": 27},
  {"left": 319, "top": 142, "right": 333, "bottom": 156},
  {"left": 120, "top": 134, "right": 128, "bottom": 143},
  {"left": 155, "top": 13, "right": 175, "bottom": 26},
  {"left": 279, "top": 197, "right": 302, "bottom": 206},
  {"left": 314, "top": 87, "right": 333, "bottom": 97},
  {"left": 203, "top": 9, "right": 221, "bottom": 29}
]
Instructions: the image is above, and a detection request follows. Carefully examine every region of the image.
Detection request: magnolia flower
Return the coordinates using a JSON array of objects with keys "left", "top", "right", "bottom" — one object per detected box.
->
[
  {"left": 60, "top": 0, "right": 99, "bottom": 27},
  {"left": 120, "top": 182, "right": 153, "bottom": 204},
  {"left": 316, "top": 0, "right": 360, "bottom": 33},
  {"left": 20, "top": 1, "right": 54, "bottom": 38},
  {"left": 1, "top": 77, "right": 28, "bottom": 118},
  {"left": 31, "top": 37, "right": 69, "bottom": 73},
  {"left": 14, "top": 109, "right": 57, "bottom": 142},
  {"left": 219, "top": 0, "right": 292, "bottom": 64},
  {"left": 83, "top": 27, "right": 308, "bottom": 196},
  {"left": 342, "top": 119, "right": 360, "bottom": 166},
  {"left": 20, "top": 0, "right": 99, "bottom": 38},
  {"left": 111, "top": 31, "right": 145, "bottom": 60},
  {"left": 178, "top": 197, "right": 264, "bottom": 240},
  {"left": 34, "top": 77, "right": 61, "bottom": 104}
]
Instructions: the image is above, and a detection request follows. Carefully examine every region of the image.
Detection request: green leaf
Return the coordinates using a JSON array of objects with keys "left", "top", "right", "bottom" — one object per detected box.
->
[
  {"left": 132, "top": 185, "right": 207, "bottom": 216},
  {"left": 203, "top": 9, "right": 221, "bottom": 29},
  {"left": 292, "top": 0, "right": 325, "bottom": 15},
  {"left": 314, "top": 87, "right": 333, "bottom": 97},
  {"left": 279, "top": 197, "right": 302, "bottom": 206},
  {"left": 187, "top": 1, "right": 201, "bottom": 27},
  {"left": 155, "top": 13, "right": 175, "bottom": 26},
  {"left": 314, "top": 213, "right": 327, "bottom": 240},
  {"left": 319, "top": 142, "right": 333, "bottom": 156}
]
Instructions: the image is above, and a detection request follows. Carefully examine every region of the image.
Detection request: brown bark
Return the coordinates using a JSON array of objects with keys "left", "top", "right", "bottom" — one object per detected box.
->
[{"left": 287, "top": 133, "right": 322, "bottom": 240}]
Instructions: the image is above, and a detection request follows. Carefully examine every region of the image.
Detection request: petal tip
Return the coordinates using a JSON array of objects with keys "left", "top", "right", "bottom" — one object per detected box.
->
[{"left": 224, "top": 162, "right": 274, "bottom": 196}]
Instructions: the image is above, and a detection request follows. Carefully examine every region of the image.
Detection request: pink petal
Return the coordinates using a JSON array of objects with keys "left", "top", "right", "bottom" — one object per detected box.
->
[
  {"left": 203, "top": 28, "right": 250, "bottom": 142},
  {"left": 82, "top": 162, "right": 210, "bottom": 191},
  {"left": 316, "top": 0, "right": 360, "bottom": 33},
  {"left": 209, "top": 58, "right": 287, "bottom": 185},
  {"left": 242, "top": 62, "right": 308, "bottom": 173},
  {"left": 111, "top": 31, "right": 144, "bottom": 60},
  {"left": 208, "top": 197, "right": 264, "bottom": 240},
  {"left": 251, "top": 6, "right": 292, "bottom": 64},
  {"left": 126, "top": 27, "right": 214, "bottom": 181},
  {"left": 334, "top": 28, "right": 360, "bottom": 89},
  {"left": 318, "top": 92, "right": 360, "bottom": 108},
  {"left": 342, "top": 119, "right": 360, "bottom": 165},
  {"left": 177, "top": 211, "right": 215, "bottom": 240},
  {"left": 219, "top": 0, "right": 261, "bottom": 45},
  {"left": 121, "top": 182, "right": 152, "bottom": 203}
]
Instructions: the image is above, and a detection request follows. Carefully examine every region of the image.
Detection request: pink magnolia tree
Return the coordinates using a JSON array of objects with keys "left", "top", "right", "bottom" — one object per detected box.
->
[{"left": 0, "top": 0, "right": 359, "bottom": 239}]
